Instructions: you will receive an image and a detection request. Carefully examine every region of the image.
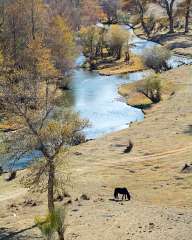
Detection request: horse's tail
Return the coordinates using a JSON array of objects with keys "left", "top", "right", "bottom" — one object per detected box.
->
[{"left": 126, "top": 190, "right": 131, "bottom": 200}]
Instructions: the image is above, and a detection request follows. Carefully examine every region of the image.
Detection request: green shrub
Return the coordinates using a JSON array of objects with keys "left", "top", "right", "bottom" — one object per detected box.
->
[
  {"left": 137, "top": 74, "right": 162, "bottom": 103},
  {"left": 35, "top": 208, "right": 66, "bottom": 240}
]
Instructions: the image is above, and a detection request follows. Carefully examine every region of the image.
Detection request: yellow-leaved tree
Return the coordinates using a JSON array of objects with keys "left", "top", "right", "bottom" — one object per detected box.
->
[{"left": 0, "top": 1, "right": 86, "bottom": 240}]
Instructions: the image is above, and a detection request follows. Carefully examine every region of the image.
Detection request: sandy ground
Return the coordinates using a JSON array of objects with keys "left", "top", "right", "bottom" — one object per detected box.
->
[
  {"left": 133, "top": 22, "right": 192, "bottom": 57},
  {"left": 152, "top": 32, "right": 192, "bottom": 57},
  {"left": 0, "top": 65, "right": 192, "bottom": 239}
]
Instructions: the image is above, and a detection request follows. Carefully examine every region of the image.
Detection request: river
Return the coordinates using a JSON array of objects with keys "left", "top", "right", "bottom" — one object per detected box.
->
[
  {"left": 64, "top": 26, "right": 192, "bottom": 139},
  {"left": 6, "top": 25, "right": 192, "bottom": 169}
]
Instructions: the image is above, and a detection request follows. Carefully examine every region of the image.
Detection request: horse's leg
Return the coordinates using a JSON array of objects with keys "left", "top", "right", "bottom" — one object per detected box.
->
[{"left": 122, "top": 194, "right": 124, "bottom": 201}]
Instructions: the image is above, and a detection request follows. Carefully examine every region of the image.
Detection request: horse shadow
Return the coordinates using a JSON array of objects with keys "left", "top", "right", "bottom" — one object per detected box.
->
[{"left": 108, "top": 198, "right": 130, "bottom": 202}]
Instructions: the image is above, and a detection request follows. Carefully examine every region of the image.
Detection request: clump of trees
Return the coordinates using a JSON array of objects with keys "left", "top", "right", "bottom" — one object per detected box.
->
[
  {"left": 80, "top": 0, "right": 106, "bottom": 26},
  {"left": 0, "top": 1, "right": 88, "bottom": 240},
  {"left": 122, "top": 0, "right": 192, "bottom": 35},
  {"left": 177, "top": 0, "right": 192, "bottom": 33},
  {"left": 137, "top": 74, "right": 162, "bottom": 103},
  {"left": 101, "top": 0, "right": 120, "bottom": 23},
  {"left": 142, "top": 46, "right": 171, "bottom": 73},
  {"left": 106, "top": 25, "right": 130, "bottom": 60},
  {"left": 79, "top": 25, "right": 102, "bottom": 68},
  {"left": 79, "top": 24, "right": 131, "bottom": 69},
  {"left": 122, "top": 0, "right": 156, "bottom": 37}
]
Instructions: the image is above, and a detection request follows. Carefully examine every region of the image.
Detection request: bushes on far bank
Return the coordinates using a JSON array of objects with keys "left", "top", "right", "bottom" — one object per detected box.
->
[{"left": 142, "top": 46, "right": 171, "bottom": 73}]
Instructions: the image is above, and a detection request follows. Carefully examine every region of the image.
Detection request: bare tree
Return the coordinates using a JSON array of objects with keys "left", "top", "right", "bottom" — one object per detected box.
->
[
  {"left": 137, "top": 74, "right": 162, "bottom": 103},
  {"left": 157, "top": 0, "right": 176, "bottom": 33},
  {"left": 123, "top": 0, "right": 155, "bottom": 37}
]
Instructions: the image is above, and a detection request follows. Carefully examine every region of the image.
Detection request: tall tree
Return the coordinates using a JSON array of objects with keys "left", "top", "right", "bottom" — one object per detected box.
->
[
  {"left": 123, "top": 0, "right": 154, "bottom": 37},
  {"left": 157, "top": 0, "right": 176, "bottom": 33},
  {"left": 177, "top": 0, "right": 192, "bottom": 33},
  {"left": 80, "top": 0, "right": 105, "bottom": 26},
  {"left": 101, "top": 0, "right": 119, "bottom": 23},
  {"left": 0, "top": 1, "right": 82, "bottom": 239}
]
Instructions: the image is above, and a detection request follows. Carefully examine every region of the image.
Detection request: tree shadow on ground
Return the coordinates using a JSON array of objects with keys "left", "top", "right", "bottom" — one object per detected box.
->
[
  {"left": 0, "top": 225, "right": 41, "bottom": 240},
  {"left": 150, "top": 32, "right": 192, "bottom": 47}
]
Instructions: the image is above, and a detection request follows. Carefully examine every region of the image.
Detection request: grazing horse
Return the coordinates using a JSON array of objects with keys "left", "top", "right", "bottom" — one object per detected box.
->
[
  {"left": 123, "top": 141, "right": 133, "bottom": 154},
  {"left": 114, "top": 187, "right": 131, "bottom": 201}
]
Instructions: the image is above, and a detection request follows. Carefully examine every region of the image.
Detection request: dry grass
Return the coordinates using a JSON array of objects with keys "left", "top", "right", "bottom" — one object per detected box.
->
[
  {"left": 0, "top": 65, "right": 192, "bottom": 240},
  {"left": 98, "top": 55, "right": 145, "bottom": 75}
]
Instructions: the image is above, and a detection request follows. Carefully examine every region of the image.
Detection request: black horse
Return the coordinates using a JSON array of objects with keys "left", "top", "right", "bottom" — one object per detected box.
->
[{"left": 114, "top": 187, "right": 131, "bottom": 201}]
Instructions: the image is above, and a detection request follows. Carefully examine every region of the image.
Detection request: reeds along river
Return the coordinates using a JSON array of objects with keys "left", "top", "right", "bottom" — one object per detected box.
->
[{"left": 6, "top": 25, "right": 192, "bottom": 169}]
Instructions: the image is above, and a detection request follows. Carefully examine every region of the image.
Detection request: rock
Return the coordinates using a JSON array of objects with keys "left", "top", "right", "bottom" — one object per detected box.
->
[
  {"left": 63, "top": 192, "right": 71, "bottom": 198},
  {"left": 67, "top": 199, "right": 72, "bottom": 204},
  {"left": 80, "top": 194, "right": 90, "bottom": 200},
  {"left": 72, "top": 209, "right": 79, "bottom": 212},
  {"left": 4, "top": 171, "right": 16, "bottom": 181},
  {"left": 9, "top": 203, "right": 17, "bottom": 208},
  {"left": 74, "top": 152, "right": 82, "bottom": 156},
  {"left": 54, "top": 195, "right": 64, "bottom": 202},
  {"left": 149, "top": 223, "right": 154, "bottom": 226},
  {"left": 149, "top": 223, "right": 155, "bottom": 229},
  {"left": 23, "top": 199, "right": 37, "bottom": 207},
  {"left": 98, "top": 198, "right": 104, "bottom": 202}
]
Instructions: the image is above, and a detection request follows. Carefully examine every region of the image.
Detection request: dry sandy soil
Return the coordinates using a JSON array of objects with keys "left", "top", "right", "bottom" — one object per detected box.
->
[
  {"left": 0, "top": 65, "right": 192, "bottom": 239},
  {"left": 151, "top": 32, "right": 192, "bottom": 57},
  {"left": 134, "top": 26, "right": 192, "bottom": 57}
]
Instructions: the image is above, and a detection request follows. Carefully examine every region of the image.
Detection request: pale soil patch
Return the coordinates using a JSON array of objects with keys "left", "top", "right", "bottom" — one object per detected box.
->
[
  {"left": 0, "top": 65, "right": 192, "bottom": 239},
  {"left": 134, "top": 26, "right": 192, "bottom": 57}
]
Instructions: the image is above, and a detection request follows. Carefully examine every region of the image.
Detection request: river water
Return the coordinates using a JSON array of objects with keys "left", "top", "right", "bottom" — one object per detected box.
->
[
  {"left": 6, "top": 26, "right": 192, "bottom": 169},
  {"left": 65, "top": 26, "right": 192, "bottom": 139}
]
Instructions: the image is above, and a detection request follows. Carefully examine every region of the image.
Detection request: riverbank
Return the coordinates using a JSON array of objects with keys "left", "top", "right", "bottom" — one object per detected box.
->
[
  {"left": 1, "top": 65, "right": 192, "bottom": 239},
  {"left": 118, "top": 71, "right": 175, "bottom": 109},
  {"left": 97, "top": 55, "right": 145, "bottom": 76},
  {"left": 134, "top": 25, "right": 192, "bottom": 58}
]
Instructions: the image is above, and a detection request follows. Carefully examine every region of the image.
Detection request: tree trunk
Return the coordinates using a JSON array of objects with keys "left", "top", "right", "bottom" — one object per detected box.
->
[
  {"left": 167, "top": 0, "right": 175, "bottom": 33},
  {"left": 116, "top": 47, "right": 121, "bottom": 60},
  {"left": 137, "top": 0, "right": 150, "bottom": 37},
  {"left": 57, "top": 230, "right": 64, "bottom": 240},
  {"left": 124, "top": 50, "right": 130, "bottom": 64},
  {"left": 184, "top": 0, "right": 191, "bottom": 33},
  {"left": 168, "top": 14, "right": 174, "bottom": 33},
  {"left": 31, "top": 0, "right": 36, "bottom": 40},
  {"left": 12, "top": 16, "right": 17, "bottom": 63},
  {"left": 48, "top": 159, "right": 55, "bottom": 212}
]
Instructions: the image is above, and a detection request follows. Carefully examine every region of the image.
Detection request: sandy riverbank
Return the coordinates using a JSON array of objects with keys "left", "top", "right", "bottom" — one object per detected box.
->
[
  {"left": 97, "top": 55, "right": 145, "bottom": 76},
  {"left": 118, "top": 70, "right": 175, "bottom": 109},
  {"left": 0, "top": 65, "right": 192, "bottom": 239},
  {"left": 133, "top": 25, "right": 192, "bottom": 58}
]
